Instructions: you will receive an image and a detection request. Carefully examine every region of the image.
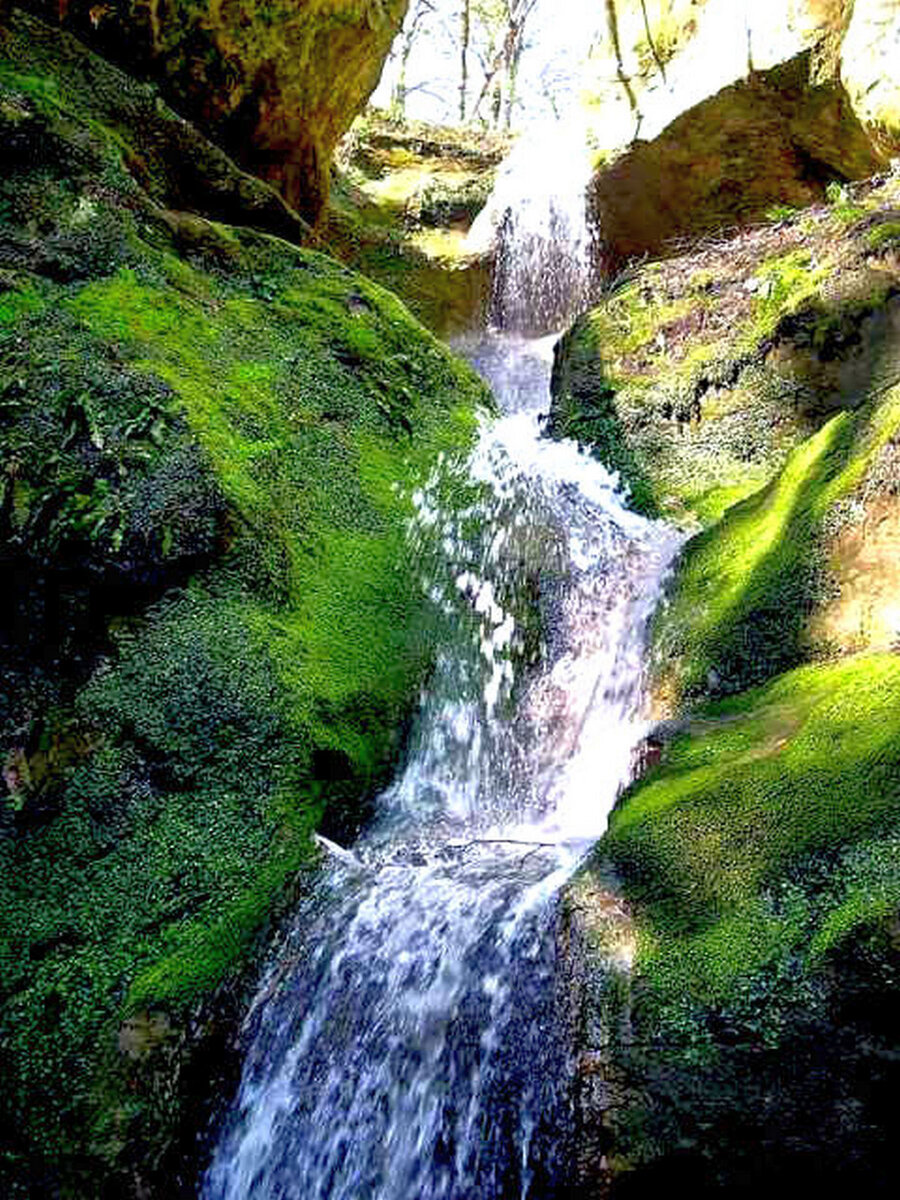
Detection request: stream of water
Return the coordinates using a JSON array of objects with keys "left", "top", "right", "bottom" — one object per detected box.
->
[{"left": 202, "top": 124, "right": 679, "bottom": 1200}]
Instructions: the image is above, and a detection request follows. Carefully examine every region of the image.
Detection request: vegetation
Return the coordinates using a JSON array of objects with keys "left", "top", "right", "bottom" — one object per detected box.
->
[
  {"left": 559, "top": 162, "right": 900, "bottom": 1193},
  {"left": 551, "top": 173, "right": 900, "bottom": 525},
  {"left": 0, "top": 41, "right": 487, "bottom": 1197}
]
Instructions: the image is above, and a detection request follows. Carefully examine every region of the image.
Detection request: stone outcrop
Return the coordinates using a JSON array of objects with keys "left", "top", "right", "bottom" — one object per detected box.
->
[
  {"left": 585, "top": 1, "right": 900, "bottom": 269},
  {"left": 588, "top": 1, "right": 900, "bottom": 152},
  {"left": 326, "top": 111, "right": 507, "bottom": 334},
  {"left": 17, "top": 0, "right": 409, "bottom": 223},
  {"left": 589, "top": 52, "right": 885, "bottom": 269}
]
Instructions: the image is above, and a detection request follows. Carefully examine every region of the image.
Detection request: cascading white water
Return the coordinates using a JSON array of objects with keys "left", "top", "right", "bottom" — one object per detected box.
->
[
  {"left": 202, "top": 126, "right": 679, "bottom": 1200},
  {"left": 467, "top": 118, "right": 595, "bottom": 335}
]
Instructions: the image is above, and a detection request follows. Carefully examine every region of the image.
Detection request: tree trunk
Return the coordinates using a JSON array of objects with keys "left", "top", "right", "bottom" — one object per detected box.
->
[{"left": 459, "top": 0, "right": 470, "bottom": 122}]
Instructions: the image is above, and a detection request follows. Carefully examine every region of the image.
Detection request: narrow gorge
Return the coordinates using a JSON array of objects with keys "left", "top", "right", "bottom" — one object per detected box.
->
[{"left": 2, "top": 3, "right": 900, "bottom": 1199}]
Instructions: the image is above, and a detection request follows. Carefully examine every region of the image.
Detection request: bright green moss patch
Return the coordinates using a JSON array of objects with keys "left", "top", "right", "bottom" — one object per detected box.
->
[
  {"left": 866, "top": 220, "right": 900, "bottom": 251},
  {"left": 605, "top": 653, "right": 900, "bottom": 1003},
  {"left": 0, "top": 57, "right": 488, "bottom": 1195},
  {"left": 655, "top": 382, "right": 900, "bottom": 701}
]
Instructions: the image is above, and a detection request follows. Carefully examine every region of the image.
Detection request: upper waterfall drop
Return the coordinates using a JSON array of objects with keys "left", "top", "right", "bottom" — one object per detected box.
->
[{"left": 467, "top": 118, "right": 595, "bottom": 335}]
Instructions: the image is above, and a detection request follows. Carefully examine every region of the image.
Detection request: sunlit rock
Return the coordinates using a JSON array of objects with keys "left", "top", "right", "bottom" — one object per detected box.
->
[{"left": 841, "top": 0, "right": 900, "bottom": 145}]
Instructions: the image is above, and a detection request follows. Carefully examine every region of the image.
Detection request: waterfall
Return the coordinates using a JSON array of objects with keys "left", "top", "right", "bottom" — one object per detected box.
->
[
  {"left": 467, "top": 118, "right": 595, "bottom": 335},
  {"left": 201, "top": 129, "right": 679, "bottom": 1200}
]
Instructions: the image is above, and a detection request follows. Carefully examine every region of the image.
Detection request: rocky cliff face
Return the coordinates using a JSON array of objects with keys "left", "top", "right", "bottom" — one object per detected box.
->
[
  {"left": 18, "top": 0, "right": 409, "bottom": 223},
  {"left": 842, "top": 0, "right": 900, "bottom": 145},
  {"left": 0, "top": 11, "right": 486, "bottom": 1197},
  {"left": 589, "top": 52, "right": 884, "bottom": 270},
  {"left": 585, "top": 0, "right": 900, "bottom": 266},
  {"left": 554, "top": 139, "right": 900, "bottom": 1200}
]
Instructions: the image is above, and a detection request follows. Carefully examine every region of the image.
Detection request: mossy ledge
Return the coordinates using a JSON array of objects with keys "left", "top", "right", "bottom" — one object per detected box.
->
[
  {"left": 0, "top": 24, "right": 489, "bottom": 1200},
  {"left": 560, "top": 175, "right": 900, "bottom": 1194}
]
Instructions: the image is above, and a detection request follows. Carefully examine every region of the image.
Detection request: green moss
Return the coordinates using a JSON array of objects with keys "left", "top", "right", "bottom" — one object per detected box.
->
[
  {"left": 0, "top": 57, "right": 488, "bottom": 1194},
  {"left": 866, "top": 221, "right": 900, "bottom": 250},
  {"left": 745, "top": 248, "right": 829, "bottom": 344},
  {"left": 655, "top": 385, "right": 900, "bottom": 701},
  {"left": 549, "top": 249, "right": 834, "bottom": 520},
  {"left": 605, "top": 653, "right": 900, "bottom": 1003}
]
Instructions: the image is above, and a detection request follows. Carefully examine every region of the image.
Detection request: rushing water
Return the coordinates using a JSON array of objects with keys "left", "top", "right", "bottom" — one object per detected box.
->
[
  {"left": 468, "top": 118, "right": 595, "bottom": 336},
  {"left": 202, "top": 127, "right": 679, "bottom": 1200}
]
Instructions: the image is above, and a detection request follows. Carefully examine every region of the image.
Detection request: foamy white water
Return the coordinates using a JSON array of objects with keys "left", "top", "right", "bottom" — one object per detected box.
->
[
  {"left": 201, "top": 123, "right": 679, "bottom": 1200},
  {"left": 468, "top": 120, "right": 594, "bottom": 334}
]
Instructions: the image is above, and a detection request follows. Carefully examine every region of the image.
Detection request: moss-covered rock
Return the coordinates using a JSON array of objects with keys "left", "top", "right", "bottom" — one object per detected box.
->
[
  {"left": 568, "top": 652, "right": 900, "bottom": 1197},
  {"left": 324, "top": 110, "right": 506, "bottom": 335},
  {"left": 0, "top": 23, "right": 488, "bottom": 1200},
  {"left": 560, "top": 139, "right": 900, "bottom": 1197},
  {"left": 552, "top": 172, "right": 900, "bottom": 527},
  {"left": 1, "top": 8, "right": 310, "bottom": 247},
  {"left": 16, "top": 0, "right": 409, "bottom": 223}
]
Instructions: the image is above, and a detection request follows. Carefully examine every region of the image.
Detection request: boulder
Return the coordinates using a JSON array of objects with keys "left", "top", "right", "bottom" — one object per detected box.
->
[
  {"left": 589, "top": 52, "right": 885, "bottom": 269},
  {"left": 16, "top": 0, "right": 409, "bottom": 223}
]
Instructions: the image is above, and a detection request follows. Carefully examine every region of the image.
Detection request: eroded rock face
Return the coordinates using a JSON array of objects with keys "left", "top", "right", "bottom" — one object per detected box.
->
[
  {"left": 16, "top": 0, "right": 409, "bottom": 223},
  {"left": 589, "top": 52, "right": 885, "bottom": 269}
]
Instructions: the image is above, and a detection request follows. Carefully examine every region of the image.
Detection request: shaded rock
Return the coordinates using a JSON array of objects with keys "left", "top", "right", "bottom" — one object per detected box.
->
[
  {"left": 325, "top": 110, "right": 504, "bottom": 334},
  {"left": 589, "top": 52, "right": 885, "bottom": 271},
  {"left": 16, "top": 0, "right": 409, "bottom": 223},
  {"left": 1, "top": 9, "right": 308, "bottom": 245}
]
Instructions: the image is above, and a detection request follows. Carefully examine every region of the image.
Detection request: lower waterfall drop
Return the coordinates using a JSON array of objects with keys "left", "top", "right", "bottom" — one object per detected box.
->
[{"left": 202, "top": 125, "right": 680, "bottom": 1200}]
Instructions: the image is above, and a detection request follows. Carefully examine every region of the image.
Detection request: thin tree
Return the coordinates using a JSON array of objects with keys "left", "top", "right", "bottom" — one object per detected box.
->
[
  {"left": 470, "top": 0, "right": 539, "bottom": 128},
  {"left": 459, "top": 0, "right": 471, "bottom": 121},
  {"left": 390, "top": 0, "right": 438, "bottom": 117}
]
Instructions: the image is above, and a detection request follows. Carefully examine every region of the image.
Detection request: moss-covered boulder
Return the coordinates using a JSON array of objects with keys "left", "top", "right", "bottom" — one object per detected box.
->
[
  {"left": 0, "top": 19, "right": 487, "bottom": 1199},
  {"left": 566, "top": 653, "right": 900, "bottom": 1198},
  {"left": 16, "top": 0, "right": 409, "bottom": 223},
  {"left": 324, "top": 110, "right": 507, "bottom": 335},
  {"left": 559, "top": 132, "right": 900, "bottom": 1195},
  {"left": 552, "top": 172, "right": 900, "bottom": 526}
]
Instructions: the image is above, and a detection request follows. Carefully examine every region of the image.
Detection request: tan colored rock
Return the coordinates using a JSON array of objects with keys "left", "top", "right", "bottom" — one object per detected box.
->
[
  {"left": 840, "top": 0, "right": 900, "bottom": 145},
  {"left": 589, "top": 53, "right": 885, "bottom": 268},
  {"left": 16, "top": 0, "right": 409, "bottom": 223}
]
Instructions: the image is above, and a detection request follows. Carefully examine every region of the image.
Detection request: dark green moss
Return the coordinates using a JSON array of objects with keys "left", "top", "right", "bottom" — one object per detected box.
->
[{"left": 0, "top": 41, "right": 488, "bottom": 1197}]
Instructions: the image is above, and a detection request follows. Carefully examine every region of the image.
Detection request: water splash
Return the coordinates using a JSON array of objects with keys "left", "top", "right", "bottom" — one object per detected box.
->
[
  {"left": 468, "top": 121, "right": 595, "bottom": 334},
  {"left": 201, "top": 331, "right": 680, "bottom": 1200}
]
